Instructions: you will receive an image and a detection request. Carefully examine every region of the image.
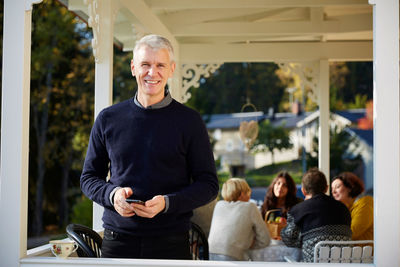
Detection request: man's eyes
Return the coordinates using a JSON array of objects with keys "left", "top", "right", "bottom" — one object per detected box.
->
[{"left": 140, "top": 63, "right": 166, "bottom": 68}]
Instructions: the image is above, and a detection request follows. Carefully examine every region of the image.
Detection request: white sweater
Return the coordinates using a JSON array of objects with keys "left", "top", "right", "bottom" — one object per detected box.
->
[{"left": 208, "top": 200, "right": 271, "bottom": 260}]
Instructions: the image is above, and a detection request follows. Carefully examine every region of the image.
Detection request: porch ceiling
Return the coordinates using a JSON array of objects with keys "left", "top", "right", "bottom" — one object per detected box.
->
[{"left": 65, "top": 0, "right": 373, "bottom": 62}]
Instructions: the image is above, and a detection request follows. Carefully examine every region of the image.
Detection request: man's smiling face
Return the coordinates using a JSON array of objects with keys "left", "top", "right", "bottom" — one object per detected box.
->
[{"left": 131, "top": 46, "right": 175, "bottom": 104}]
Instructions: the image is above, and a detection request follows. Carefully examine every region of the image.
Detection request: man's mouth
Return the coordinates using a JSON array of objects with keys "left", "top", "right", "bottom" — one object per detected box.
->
[{"left": 145, "top": 80, "right": 160, "bottom": 84}]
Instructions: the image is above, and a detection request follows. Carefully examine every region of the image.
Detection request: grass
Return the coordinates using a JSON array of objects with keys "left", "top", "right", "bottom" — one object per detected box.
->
[{"left": 217, "top": 160, "right": 303, "bottom": 189}]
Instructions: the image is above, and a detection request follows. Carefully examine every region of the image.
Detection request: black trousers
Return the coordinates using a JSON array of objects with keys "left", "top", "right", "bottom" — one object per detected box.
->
[{"left": 101, "top": 228, "right": 191, "bottom": 260}]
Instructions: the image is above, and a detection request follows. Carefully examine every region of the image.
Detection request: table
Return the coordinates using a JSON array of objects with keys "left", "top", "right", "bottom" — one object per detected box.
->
[{"left": 247, "top": 239, "right": 302, "bottom": 262}]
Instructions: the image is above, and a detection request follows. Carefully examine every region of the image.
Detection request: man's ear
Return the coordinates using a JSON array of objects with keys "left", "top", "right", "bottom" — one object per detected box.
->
[
  {"left": 169, "top": 61, "right": 176, "bottom": 78},
  {"left": 301, "top": 187, "right": 307, "bottom": 197},
  {"left": 130, "top": 59, "right": 135, "bottom": 77}
]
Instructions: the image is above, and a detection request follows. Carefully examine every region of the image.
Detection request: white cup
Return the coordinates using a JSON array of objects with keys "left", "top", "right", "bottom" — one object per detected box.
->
[{"left": 49, "top": 240, "right": 78, "bottom": 259}]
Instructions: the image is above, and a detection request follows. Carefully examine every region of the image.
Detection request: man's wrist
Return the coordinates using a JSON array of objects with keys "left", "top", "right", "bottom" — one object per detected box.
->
[
  {"left": 163, "top": 195, "right": 169, "bottom": 213},
  {"left": 109, "top": 187, "right": 122, "bottom": 205}
]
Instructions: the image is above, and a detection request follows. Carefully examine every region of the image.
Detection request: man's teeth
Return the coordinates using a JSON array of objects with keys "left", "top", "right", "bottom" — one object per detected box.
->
[{"left": 146, "top": 80, "right": 158, "bottom": 84}]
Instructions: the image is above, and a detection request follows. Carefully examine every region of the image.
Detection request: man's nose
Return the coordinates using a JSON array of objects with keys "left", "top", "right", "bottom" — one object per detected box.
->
[{"left": 148, "top": 66, "right": 156, "bottom": 76}]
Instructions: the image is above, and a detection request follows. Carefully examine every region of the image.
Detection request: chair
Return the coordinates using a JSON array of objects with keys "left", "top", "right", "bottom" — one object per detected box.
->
[
  {"left": 66, "top": 223, "right": 103, "bottom": 258},
  {"left": 314, "top": 240, "right": 373, "bottom": 263},
  {"left": 189, "top": 222, "right": 209, "bottom": 260},
  {"left": 284, "top": 240, "right": 373, "bottom": 263}
]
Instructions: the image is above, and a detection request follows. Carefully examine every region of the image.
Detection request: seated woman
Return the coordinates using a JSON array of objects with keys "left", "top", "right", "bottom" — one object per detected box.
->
[
  {"left": 208, "top": 178, "right": 271, "bottom": 261},
  {"left": 261, "top": 171, "right": 302, "bottom": 220},
  {"left": 331, "top": 172, "right": 374, "bottom": 240}
]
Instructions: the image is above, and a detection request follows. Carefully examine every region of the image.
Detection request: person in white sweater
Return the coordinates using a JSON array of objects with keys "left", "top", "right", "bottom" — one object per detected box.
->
[{"left": 208, "top": 178, "right": 271, "bottom": 261}]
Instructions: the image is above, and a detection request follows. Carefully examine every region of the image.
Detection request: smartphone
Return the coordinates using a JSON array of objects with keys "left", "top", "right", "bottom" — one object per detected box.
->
[{"left": 126, "top": 199, "right": 145, "bottom": 205}]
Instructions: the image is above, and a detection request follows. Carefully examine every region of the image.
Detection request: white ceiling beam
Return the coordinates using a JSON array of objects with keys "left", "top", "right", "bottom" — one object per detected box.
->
[
  {"left": 180, "top": 41, "right": 372, "bottom": 63},
  {"left": 159, "top": 8, "right": 307, "bottom": 26},
  {"left": 67, "top": 0, "right": 86, "bottom": 11},
  {"left": 119, "top": 0, "right": 178, "bottom": 48},
  {"left": 146, "top": 0, "right": 369, "bottom": 9},
  {"left": 159, "top": 9, "right": 259, "bottom": 26},
  {"left": 171, "top": 14, "right": 371, "bottom": 36}
]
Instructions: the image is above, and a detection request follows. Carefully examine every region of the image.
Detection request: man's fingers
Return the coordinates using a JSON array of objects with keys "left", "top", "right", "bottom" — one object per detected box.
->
[
  {"left": 131, "top": 196, "right": 164, "bottom": 218},
  {"left": 113, "top": 187, "right": 136, "bottom": 217},
  {"left": 123, "top": 187, "right": 133, "bottom": 198}
]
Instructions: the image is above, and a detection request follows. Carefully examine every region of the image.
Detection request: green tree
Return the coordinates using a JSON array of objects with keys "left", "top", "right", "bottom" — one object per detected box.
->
[
  {"left": 186, "top": 63, "right": 287, "bottom": 115},
  {"left": 29, "top": 0, "right": 94, "bottom": 236},
  {"left": 252, "top": 120, "right": 293, "bottom": 164},
  {"left": 330, "top": 62, "right": 372, "bottom": 111},
  {"left": 113, "top": 47, "right": 136, "bottom": 103},
  {"left": 306, "top": 125, "right": 362, "bottom": 178}
]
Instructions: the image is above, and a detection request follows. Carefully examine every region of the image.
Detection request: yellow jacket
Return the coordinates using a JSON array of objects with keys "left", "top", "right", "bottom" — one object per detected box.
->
[{"left": 350, "top": 195, "right": 373, "bottom": 240}]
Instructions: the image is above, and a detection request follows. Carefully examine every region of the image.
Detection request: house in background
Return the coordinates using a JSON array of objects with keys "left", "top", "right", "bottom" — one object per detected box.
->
[
  {"left": 290, "top": 108, "right": 373, "bottom": 192},
  {"left": 205, "top": 107, "right": 308, "bottom": 175},
  {"left": 205, "top": 107, "right": 373, "bottom": 192},
  {"left": 205, "top": 111, "right": 268, "bottom": 176}
]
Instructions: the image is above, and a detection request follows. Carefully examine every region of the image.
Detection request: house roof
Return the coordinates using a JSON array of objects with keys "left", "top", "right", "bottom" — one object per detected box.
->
[
  {"left": 206, "top": 109, "right": 369, "bottom": 133},
  {"left": 335, "top": 109, "right": 365, "bottom": 124},
  {"left": 347, "top": 128, "right": 373, "bottom": 147},
  {"left": 204, "top": 111, "right": 315, "bottom": 130},
  {"left": 204, "top": 112, "right": 267, "bottom": 129},
  {"left": 272, "top": 112, "right": 313, "bottom": 128}
]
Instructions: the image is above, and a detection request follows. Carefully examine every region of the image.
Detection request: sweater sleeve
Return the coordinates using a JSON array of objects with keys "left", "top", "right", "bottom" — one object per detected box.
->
[
  {"left": 251, "top": 203, "right": 271, "bottom": 249},
  {"left": 350, "top": 196, "right": 374, "bottom": 240},
  {"left": 80, "top": 111, "right": 118, "bottom": 208},
  {"left": 281, "top": 213, "right": 302, "bottom": 248},
  {"left": 165, "top": 112, "right": 219, "bottom": 214}
]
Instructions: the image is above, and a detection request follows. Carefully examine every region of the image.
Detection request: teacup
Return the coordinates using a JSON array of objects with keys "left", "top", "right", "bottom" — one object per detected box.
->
[{"left": 49, "top": 240, "right": 78, "bottom": 259}]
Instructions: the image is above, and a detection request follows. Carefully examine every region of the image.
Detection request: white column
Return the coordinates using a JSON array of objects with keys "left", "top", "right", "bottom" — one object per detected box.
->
[
  {"left": 0, "top": 0, "right": 40, "bottom": 266},
  {"left": 91, "top": 0, "right": 116, "bottom": 231},
  {"left": 318, "top": 59, "right": 330, "bottom": 186},
  {"left": 169, "top": 46, "right": 182, "bottom": 102},
  {"left": 370, "top": 0, "right": 400, "bottom": 266}
]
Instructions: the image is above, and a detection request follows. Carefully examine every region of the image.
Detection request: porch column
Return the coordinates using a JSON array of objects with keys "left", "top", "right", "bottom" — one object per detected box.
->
[
  {"left": 0, "top": 0, "right": 41, "bottom": 266},
  {"left": 169, "top": 48, "right": 182, "bottom": 102},
  {"left": 318, "top": 59, "right": 330, "bottom": 186},
  {"left": 370, "top": 0, "right": 400, "bottom": 266},
  {"left": 169, "top": 64, "right": 182, "bottom": 102},
  {"left": 89, "top": 0, "right": 116, "bottom": 231}
]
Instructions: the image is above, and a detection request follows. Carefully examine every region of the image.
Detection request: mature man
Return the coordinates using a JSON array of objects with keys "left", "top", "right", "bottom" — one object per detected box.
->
[
  {"left": 80, "top": 34, "right": 219, "bottom": 259},
  {"left": 281, "top": 168, "right": 352, "bottom": 262}
]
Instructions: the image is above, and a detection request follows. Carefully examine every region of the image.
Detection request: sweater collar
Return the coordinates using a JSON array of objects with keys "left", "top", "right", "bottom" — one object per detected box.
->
[{"left": 133, "top": 89, "right": 172, "bottom": 109}]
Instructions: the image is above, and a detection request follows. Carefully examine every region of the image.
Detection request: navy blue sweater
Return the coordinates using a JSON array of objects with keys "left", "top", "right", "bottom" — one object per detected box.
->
[{"left": 81, "top": 98, "right": 219, "bottom": 236}]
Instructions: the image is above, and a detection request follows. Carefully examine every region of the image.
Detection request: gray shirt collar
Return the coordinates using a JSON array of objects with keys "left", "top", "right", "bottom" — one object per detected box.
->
[{"left": 133, "top": 89, "right": 172, "bottom": 109}]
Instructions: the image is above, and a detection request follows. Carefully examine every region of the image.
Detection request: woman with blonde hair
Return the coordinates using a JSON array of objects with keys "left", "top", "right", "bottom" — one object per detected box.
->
[{"left": 208, "top": 178, "right": 271, "bottom": 261}]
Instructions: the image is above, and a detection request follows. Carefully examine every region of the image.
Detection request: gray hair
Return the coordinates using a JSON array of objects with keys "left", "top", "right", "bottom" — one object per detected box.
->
[{"left": 133, "top": 34, "right": 175, "bottom": 63}]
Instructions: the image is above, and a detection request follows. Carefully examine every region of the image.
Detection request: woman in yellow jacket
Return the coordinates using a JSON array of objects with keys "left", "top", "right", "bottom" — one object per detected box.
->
[{"left": 331, "top": 172, "right": 373, "bottom": 240}]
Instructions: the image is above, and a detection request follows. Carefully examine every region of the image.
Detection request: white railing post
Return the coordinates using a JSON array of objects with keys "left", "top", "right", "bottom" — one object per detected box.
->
[
  {"left": 318, "top": 59, "right": 330, "bottom": 186},
  {"left": 85, "top": 0, "right": 117, "bottom": 231},
  {"left": 0, "top": 0, "right": 41, "bottom": 266},
  {"left": 370, "top": 0, "right": 400, "bottom": 266}
]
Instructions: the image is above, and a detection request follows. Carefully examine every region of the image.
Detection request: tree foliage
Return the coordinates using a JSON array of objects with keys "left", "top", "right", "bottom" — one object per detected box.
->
[
  {"left": 186, "top": 63, "right": 286, "bottom": 114},
  {"left": 306, "top": 125, "right": 362, "bottom": 179},
  {"left": 252, "top": 120, "right": 293, "bottom": 164},
  {"left": 330, "top": 62, "right": 373, "bottom": 111},
  {"left": 29, "top": 0, "right": 95, "bottom": 237}
]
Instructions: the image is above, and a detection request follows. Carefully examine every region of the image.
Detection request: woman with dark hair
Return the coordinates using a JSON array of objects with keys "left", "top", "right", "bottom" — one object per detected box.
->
[
  {"left": 261, "top": 171, "right": 302, "bottom": 220},
  {"left": 331, "top": 172, "right": 373, "bottom": 240}
]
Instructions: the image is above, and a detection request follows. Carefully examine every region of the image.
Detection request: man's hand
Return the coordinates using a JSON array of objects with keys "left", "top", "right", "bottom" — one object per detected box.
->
[
  {"left": 130, "top": 195, "right": 165, "bottom": 218},
  {"left": 113, "top": 187, "right": 135, "bottom": 217}
]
